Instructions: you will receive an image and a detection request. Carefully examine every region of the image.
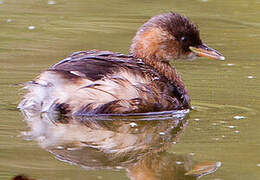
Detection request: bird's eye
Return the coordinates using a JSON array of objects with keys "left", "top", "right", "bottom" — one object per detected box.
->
[{"left": 180, "top": 36, "right": 187, "bottom": 42}]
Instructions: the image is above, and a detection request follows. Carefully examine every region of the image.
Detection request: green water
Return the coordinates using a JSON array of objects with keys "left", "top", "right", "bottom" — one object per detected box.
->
[{"left": 0, "top": 0, "right": 259, "bottom": 179}]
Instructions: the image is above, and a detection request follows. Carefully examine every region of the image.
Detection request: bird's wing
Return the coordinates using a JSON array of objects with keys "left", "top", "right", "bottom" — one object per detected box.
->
[{"left": 50, "top": 50, "right": 146, "bottom": 81}]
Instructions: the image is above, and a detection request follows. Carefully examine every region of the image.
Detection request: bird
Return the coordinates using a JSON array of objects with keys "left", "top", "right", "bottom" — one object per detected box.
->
[{"left": 18, "top": 12, "right": 225, "bottom": 116}]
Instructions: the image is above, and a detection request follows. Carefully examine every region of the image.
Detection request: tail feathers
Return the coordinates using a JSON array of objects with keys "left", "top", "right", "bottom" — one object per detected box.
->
[{"left": 18, "top": 80, "right": 57, "bottom": 113}]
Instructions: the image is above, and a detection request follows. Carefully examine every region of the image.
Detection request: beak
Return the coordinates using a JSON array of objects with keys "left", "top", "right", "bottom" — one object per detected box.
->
[{"left": 189, "top": 44, "right": 225, "bottom": 60}]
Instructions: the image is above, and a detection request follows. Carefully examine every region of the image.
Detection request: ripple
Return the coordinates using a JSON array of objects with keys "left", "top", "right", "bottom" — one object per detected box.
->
[
  {"left": 192, "top": 101, "right": 257, "bottom": 115},
  {"left": 75, "top": 109, "right": 190, "bottom": 121}
]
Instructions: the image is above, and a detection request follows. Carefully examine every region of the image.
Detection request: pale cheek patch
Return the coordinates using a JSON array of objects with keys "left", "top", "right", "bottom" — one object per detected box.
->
[
  {"left": 177, "top": 52, "right": 197, "bottom": 60},
  {"left": 186, "top": 52, "right": 198, "bottom": 60}
]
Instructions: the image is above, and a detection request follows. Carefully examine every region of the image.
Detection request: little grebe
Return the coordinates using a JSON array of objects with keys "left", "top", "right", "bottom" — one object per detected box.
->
[{"left": 18, "top": 12, "right": 225, "bottom": 115}]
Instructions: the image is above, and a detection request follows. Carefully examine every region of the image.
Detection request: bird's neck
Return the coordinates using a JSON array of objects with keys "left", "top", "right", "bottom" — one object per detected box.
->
[{"left": 143, "top": 58, "right": 187, "bottom": 94}]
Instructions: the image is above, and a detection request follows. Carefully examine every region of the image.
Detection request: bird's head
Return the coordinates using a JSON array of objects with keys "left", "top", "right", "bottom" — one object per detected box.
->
[{"left": 130, "top": 12, "right": 225, "bottom": 62}]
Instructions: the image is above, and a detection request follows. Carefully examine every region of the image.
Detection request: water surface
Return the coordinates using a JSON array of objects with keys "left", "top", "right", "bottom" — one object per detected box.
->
[{"left": 0, "top": 0, "right": 260, "bottom": 180}]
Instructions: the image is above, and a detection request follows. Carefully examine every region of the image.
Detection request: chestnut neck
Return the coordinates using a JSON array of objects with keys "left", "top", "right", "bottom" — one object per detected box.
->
[{"left": 141, "top": 57, "right": 187, "bottom": 94}]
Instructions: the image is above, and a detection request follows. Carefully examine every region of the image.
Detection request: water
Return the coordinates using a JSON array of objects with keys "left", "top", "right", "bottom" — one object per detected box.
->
[{"left": 0, "top": 0, "right": 260, "bottom": 179}]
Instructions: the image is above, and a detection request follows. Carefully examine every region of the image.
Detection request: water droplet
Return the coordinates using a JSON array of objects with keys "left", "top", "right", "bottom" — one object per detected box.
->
[
  {"left": 176, "top": 161, "right": 183, "bottom": 165},
  {"left": 48, "top": 0, "right": 56, "bottom": 5},
  {"left": 189, "top": 152, "right": 195, "bottom": 156},
  {"left": 227, "top": 63, "right": 234, "bottom": 66},
  {"left": 248, "top": 76, "right": 254, "bottom": 79},
  {"left": 233, "top": 115, "right": 246, "bottom": 120},
  {"left": 222, "top": 135, "right": 226, "bottom": 138},
  {"left": 234, "top": 130, "right": 239, "bottom": 134},
  {"left": 129, "top": 122, "right": 137, "bottom": 127},
  {"left": 212, "top": 123, "right": 217, "bottom": 126},
  {"left": 172, "top": 141, "right": 177, "bottom": 144},
  {"left": 194, "top": 118, "right": 200, "bottom": 122},
  {"left": 28, "top": 26, "right": 35, "bottom": 30},
  {"left": 228, "top": 125, "right": 235, "bottom": 129},
  {"left": 7, "top": 19, "right": 12, "bottom": 23},
  {"left": 257, "top": 164, "right": 260, "bottom": 167}
]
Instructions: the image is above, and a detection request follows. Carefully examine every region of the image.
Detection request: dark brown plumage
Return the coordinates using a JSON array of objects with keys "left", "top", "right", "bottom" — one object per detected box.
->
[
  {"left": 51, "top": 50, "right": 190, "bottom": 114},
  {"left": 18, "top": 12, "right": 225, "bottom": 115}
]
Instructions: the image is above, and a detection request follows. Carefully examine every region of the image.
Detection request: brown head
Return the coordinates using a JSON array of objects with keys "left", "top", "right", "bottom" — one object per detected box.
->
[{"left": 130, "top": 12, "right": 225, "bottom": 62}]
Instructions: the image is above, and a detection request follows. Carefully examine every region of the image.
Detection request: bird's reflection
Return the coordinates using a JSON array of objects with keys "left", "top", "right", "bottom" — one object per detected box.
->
[{"left": 20, "top": 109, "right": 220, "bottom": 180}]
